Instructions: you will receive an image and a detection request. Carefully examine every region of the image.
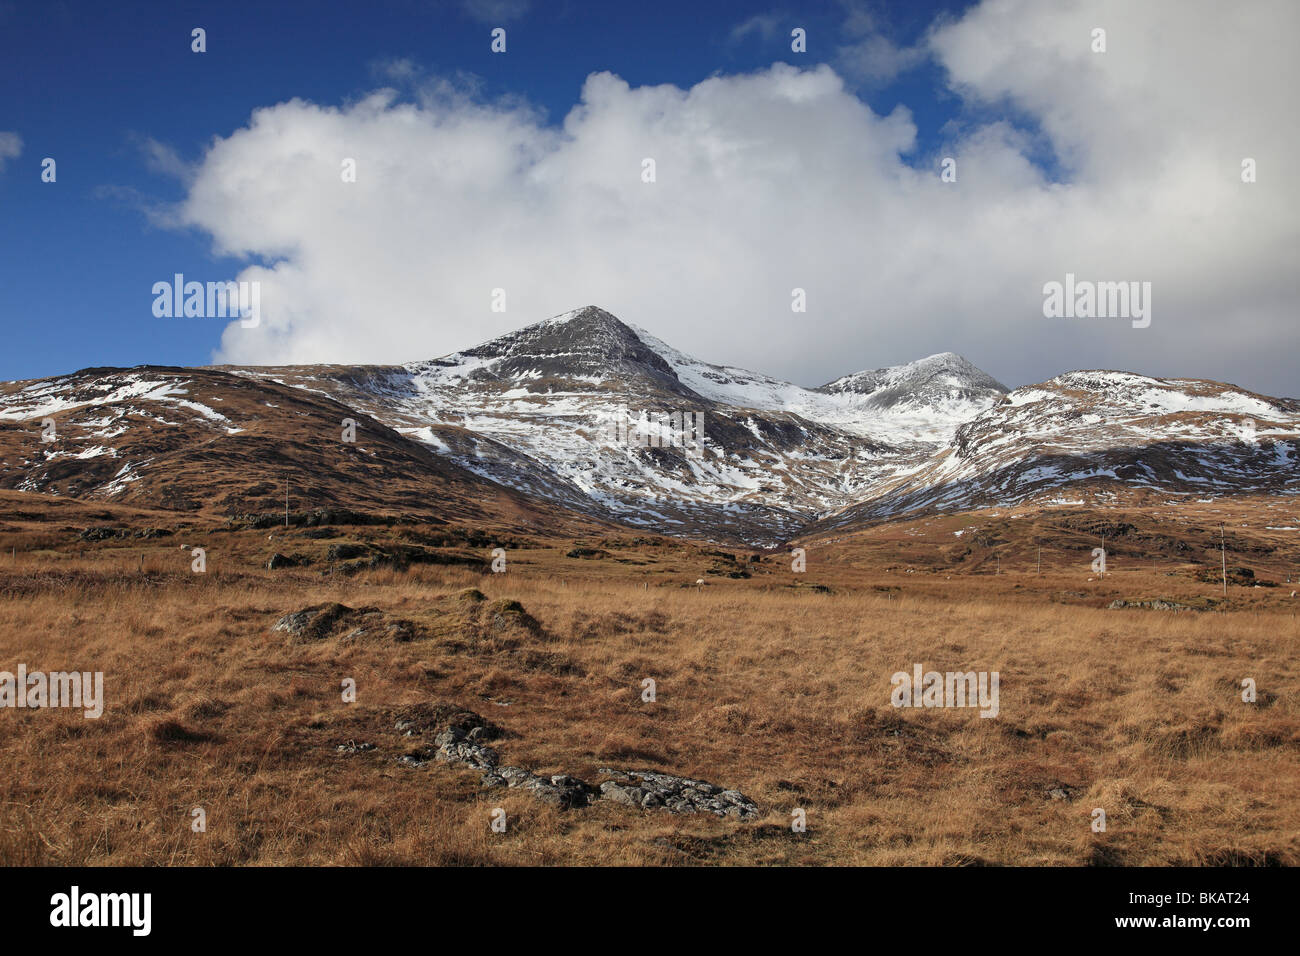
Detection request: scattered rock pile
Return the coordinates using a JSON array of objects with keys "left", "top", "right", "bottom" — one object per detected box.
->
[
  {"left": 396, "top": 723, "right": 595, "bottom": 808},
  {"left": 565, "top": 546, "right": 608, "bottom": 559},
  {"left": 78, "top": 526, "right": 170, "bottom": 541},
  {"left": 597, "top": 769, "right": 759, "bottom": 819},
  {"left": 228, "top": 509, "right": 408, "bottom": 530},
  {"left": 399, "top": 711, "right": 759, "bottom": 819},
  {"left": 273, "top": 602, "right": 354, "bottom": 640},
  {"left": 1107, "top": 598, "right": 1193, "bottom": 611},
  {"left": 480, "top": 766, "right": 595, "bottom": 809},
  {"left": 272, "top": 602, "right": 419, "bottom": 642},
  {"left": 324, "top": 541, "right": 484, "bottom": 574}
]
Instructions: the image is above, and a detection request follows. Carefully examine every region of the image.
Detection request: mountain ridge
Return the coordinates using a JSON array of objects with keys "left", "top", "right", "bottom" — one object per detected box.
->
[{"left": 2, "top": 305, "right": 1295, "bottom": 546}]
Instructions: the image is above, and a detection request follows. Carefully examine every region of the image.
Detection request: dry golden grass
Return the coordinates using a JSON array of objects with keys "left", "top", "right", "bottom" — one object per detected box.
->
[{"left": 0, "top": 510, "right": 1296, "bottom": 866}]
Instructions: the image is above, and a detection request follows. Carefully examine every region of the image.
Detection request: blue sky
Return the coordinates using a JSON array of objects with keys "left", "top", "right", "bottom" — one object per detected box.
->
[
  {"left": 1, "top": 0, "right": 1294, "bottom": 398},
  {"left": 0, "top": 0, "right": 975, "bottom": 381}
]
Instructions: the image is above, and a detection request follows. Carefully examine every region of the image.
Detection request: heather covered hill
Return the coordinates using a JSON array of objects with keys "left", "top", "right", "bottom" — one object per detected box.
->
[{"left": 0, "top": 365, "right": 608, "bottom": 537}]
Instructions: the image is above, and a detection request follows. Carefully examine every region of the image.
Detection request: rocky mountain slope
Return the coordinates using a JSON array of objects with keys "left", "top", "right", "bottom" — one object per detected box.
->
[
  {"left": 1, "top": 306, "right": 1295, "bottom": 545},
  {"left": 226, "top": 307, "right": 1012, "bottom": 543},
  {"left": 0, "top": 365, "right": 606, "bottom": 536},
  {"left": 804, "top": 370, "right": 1299, "bottom": 538}
]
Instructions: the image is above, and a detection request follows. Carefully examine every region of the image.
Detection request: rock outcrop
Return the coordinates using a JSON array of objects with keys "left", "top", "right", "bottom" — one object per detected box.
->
[
  {"left": 272, "top": 602, "right": 420, "bottom": 642},
  {"left": 398, "top": 712, "right": 759, "bottom": 819}
]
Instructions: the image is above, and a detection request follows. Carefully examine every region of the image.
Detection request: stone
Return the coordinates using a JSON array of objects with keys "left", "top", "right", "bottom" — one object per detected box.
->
[
  {"left": 271, "top": 602, "right": 354, "bottom": 641},
  {"left": 398, "top": 748, "right": 435, "bottom": 768},
  {"left": 1107, "top": 598, "right": 1193, "bottom": 612},
  {"left": 496, "top": 766, "right": 533, "bottom": 786},
  {"left": 399, "top": 711, "right": 757, "bottom": 818},
  {"left": 335, "top": 740, "right": 375, "bottom": 754}
]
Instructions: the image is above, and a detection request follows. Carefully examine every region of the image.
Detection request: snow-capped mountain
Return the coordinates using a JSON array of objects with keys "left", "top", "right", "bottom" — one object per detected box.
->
[
  {"left": 822, "top": 351, "right": 1008, "bottom": 412},
  {"left": 228, "top": 307, "right": 1008, "bottom": 543},
  {"left": 2, "top": 306, "right": 1295, "bottom": 546},
  {"left": 806, "top": 369, "right": 1300, "bottom": 537}
]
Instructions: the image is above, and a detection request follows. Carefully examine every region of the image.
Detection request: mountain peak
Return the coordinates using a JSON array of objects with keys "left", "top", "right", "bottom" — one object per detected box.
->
[
  {"left": 918, "top": 351, "right": 966, "bottom": 365},
  {"left": 819, "top": 352, "right": 1008, "bottom": 409},
  {"left": 547, "top": 305, "right": 622, "bottom": 326},
  {"left": 425, "top": 306, "right": 681, "bottom": 388}
]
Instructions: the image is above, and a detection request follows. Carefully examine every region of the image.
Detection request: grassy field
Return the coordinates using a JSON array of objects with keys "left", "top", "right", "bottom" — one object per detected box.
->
[{"left": 0, "top": 492, "right": 1296, "bottom": 866}]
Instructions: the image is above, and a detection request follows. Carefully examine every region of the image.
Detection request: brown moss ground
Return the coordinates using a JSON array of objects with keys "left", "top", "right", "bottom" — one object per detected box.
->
[{"left": 0, "top": 496, "right": 1296, "bottom": 866}]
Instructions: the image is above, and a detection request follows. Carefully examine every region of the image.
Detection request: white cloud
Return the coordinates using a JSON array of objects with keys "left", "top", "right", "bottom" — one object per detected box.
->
[
  {"left": 836, "top": 32, "right": 927, "bottom": 84},
  {"left": 834, "top": 1, "right": 928, "bottom": 84},
  {"left": 0, "top": 131, "right": 22, "bottom": 172},
  {"left": 134, "top": 135, "right": 194, "bottom": 185},
  {"left": 178, "top": 0, "right": 1299, "bottom": 399},
  {"left": 728, "top": 14, "right": 782, "bottom": 46}
]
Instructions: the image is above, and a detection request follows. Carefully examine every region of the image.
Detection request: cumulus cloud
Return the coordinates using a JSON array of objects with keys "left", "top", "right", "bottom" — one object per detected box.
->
[
  {"left": 836, "top": 33, "right": 927, "bottom": 84},
  {"left": 179, "top": 0, "right": 1298, "bottom": 398},
  {"left": 0, "top": 131, "right": 22, "bottom": 173},
  {"left": 834, "top": 1, "right": 928, "bottom": 84}
]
